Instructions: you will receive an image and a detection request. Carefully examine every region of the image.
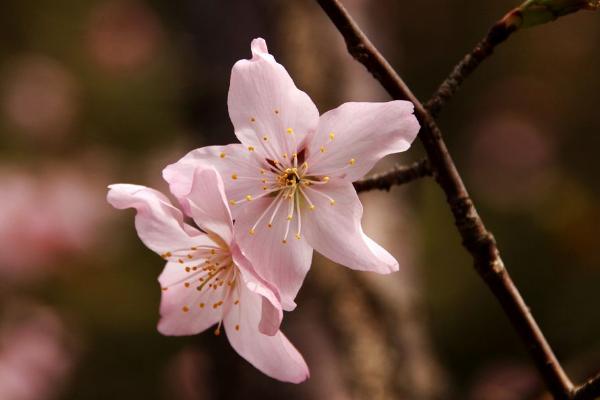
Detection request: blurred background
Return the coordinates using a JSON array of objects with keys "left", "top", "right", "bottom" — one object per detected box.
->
[{"left": 0, "top": 0, "right": 599, "bottom": 399}]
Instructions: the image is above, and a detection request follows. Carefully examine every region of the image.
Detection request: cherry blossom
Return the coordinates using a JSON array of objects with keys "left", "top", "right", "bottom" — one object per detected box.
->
[
  {"left": 164, "top": 38, "right": 420, "bottom": 310},
  {"left": 107, "top": 165, "right": 308, "bottom": 383}
]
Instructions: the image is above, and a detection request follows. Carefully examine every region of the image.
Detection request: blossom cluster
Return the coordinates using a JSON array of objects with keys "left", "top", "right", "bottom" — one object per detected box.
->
[{"left": 107, "top": 38, "right": 419, "bottom": 382}]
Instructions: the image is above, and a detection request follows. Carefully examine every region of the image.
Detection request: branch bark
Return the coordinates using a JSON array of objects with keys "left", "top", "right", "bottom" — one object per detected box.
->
[
  {"left": 353, "top": 159, "right": 432, "bottom": 193},
  {"left": 314, "top": 1, "right": 591, "bottom": 398},
  {"left": 573, "top": 372, "right": 600, "bottom": 400},
  {"left": 425, "top": 21, "right": 516, "bottom": 118}
]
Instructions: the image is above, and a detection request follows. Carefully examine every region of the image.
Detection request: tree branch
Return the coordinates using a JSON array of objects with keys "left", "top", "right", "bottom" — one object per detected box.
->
[
  {"left": 315, "top": 0, "right": 584, "bottom": 398},
  {"left": 353, "top": 159, "right": 432, "bottom": 193},
  {"left": 425, "top": 0, "right": 599, "bottom": 118},
  {"left": 425, "top": 20, "right": 516, "bottom": 118},
  {"left": 573, "top": 371, "right": 600, "bottom": 400}
]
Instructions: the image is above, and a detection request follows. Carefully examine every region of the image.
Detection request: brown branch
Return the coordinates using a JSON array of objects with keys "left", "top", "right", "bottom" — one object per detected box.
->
[
  {"left": 573, "top": 371, "right": 600, "bottom": 400},
  {"left": 425, "top": 20, "right": 516, "bottom": 118},
  {"left": 315, "top": 0, "right": 583, "bottom": 398},
  {"left": 425, "top": 1, "right": 599, "bottom": 118},
  {"left": 353, "top": 159, "right": 432, "bottom": 193}
]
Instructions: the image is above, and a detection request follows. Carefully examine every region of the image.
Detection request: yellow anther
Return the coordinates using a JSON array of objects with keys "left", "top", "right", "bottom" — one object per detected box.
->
[
  {"left": 219, "top": 152, "right": 226, "bottom": 158},
  {"left": 282, "top": 153, "right": 287, "bottom": 159},
  {"left": 349, "top": 158, "right": 356, "bottom": 166},
  {"left": 234, "top": 300, "right": 240, "bottom": 305},
  {"left": 287, "top": 128, "right": 294, "bottom": 134},
  {"left": 214, "top": 327, "right": 221, "bottom": 336},
  {"left": 267, "top": 223, "right": 272, "bottom": 228},
  {"left": 309, "top": 205, "right": 316, "bottom": 211},
  {"left": 185, "top": 267, "right": 191, "bottom": 272},
  {"left": 282, "top": 239, "right": 288, "bottom": 244},
  {"left": 248, "top": 146, "right": 255, "bottom": 151},
  {"left": 322, "top": 176, "right": 330, "bottom": 182},
  {"left": 190, "top": 247, "right": 197, "bottom": 251},
  {"left": 245, "top": 194, "right": 253, "bottom": 201},
  {"left": 182, "top": 306, "right": 189, "bottom": 313},
  {"left": 295, "top": 234, "right": 301, "bottom": 240},
  {"left": 262, "top": 135, "right": 268, "bottom": 141},
  {"left": 178, "top": 259, "right": 184, "bottom": 264},
  {"left": 287, "top": 215, "right": 293, "bottom": 221},
  {"left": 262, "top": 186, "right": 268, "bottom": 190},
  {"left": 161, "top": 287, "right": 168, "bottom": 291},
  {"left": 250, "top": 117, "right": 256, "bottom": 122},
  {"left": 330, "top": 199, "right": 336, "bottom": 205},
  {"left": 329, "top": 132, "right": 335, "bottom": 140},
  {"left": 229, "top": 200, "right": 237, "bottom": 205},
  {"left": 235, "top": 324, "right": 240, "bottom": 331},
  {"left": 249, "top": 228, "right": 255, "bottom": 235},
  {"left": 260, "top": 169, "right": 266, "bottom": 175},
  {"left": 199, "top": 303, "right": 205, "bottom": 308},
  {"left": 184, "top": 282, "right": 190, "bottom": 288},
  {"left": 292, "top": 153, "right": 297, "bottom": 159},
  {"left": 231, "top": 173, "right": 238, "bottom": 180},
  {"left": 274, "top": 109, "right": 279, "bottom": 114},
  {"left": 320, "top": 146, "right": 326, "bottom": 153},
  {"left": 210, "top": 249, "right": 216, "bottom": 255},
  {"left": 187, "top": 254, "right": 193, "bottom": 259}
]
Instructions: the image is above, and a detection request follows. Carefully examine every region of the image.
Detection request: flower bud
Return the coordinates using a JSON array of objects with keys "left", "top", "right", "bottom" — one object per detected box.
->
[{"left": 501, "top": 0, "right": 599, "bottom": 29}]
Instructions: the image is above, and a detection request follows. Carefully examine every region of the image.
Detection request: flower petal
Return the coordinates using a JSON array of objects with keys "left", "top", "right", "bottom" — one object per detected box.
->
[
  {"left": 234, "top": 197, "right": 313, "bottom": 311},
  {"left": 163, "top": 144, "right": 266, "bottom": 219},
  {"left": 186, "top": 165, "right": 234, "bottom": 244},
  {"left": 224, "top": 280, "right": 309, "bottom": 383},
  {"left": 107, "top": 184, "right": 209, "bottom": 255},
  {"left": 228, "top": 38, "right": 319, "bottom": 158},
  {"left": 301, "top": 181, "right": 399, "bottom": 274},
  {"left": 306, "top": 101, "right": 419, "bottom": 181},
  {"left": 231, "top": 242, "right": 283, "bottom": 336},
  {"left": 157, "top": 261, "right": 227, "bottom": 336}
]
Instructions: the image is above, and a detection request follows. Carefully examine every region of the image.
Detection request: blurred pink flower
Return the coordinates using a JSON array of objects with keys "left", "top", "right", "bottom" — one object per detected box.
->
[
  {"left": 164, "top": 38, "right": 420, "bottom": 310},
  {"left": 468, "top": 361, "right": 540, "bottom": 400},
  {"left": 467, "top": 113, "right": 557, "bottom": 209},
  {"left": 108, "top": 165, "right": 309, "bottom": 382},
  {"left": 0, "top": 164, "right": 108, "bottom": 281},
  {"left": 86, "top": 0, "right": 163, "bottom": 73},
  {"left": 0, "top": 304, "right": 77, "bottom": 400},
  {"left": 1, "top": 55, "right": 78, "bottom": 140}
]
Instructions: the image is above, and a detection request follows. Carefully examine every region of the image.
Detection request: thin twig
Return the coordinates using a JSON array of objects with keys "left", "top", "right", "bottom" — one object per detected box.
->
[
  {"left": 353, "top": 159, "right": 432, "bottom": 193},
  {"left": 425, "top": 20, "right": 516, "bottom": 118},
  {"left": 573, "top": 372, "right": 600, "bottom": 400},
  {"left": 315, "top": 0, "right": 579, "bottom": 398}
]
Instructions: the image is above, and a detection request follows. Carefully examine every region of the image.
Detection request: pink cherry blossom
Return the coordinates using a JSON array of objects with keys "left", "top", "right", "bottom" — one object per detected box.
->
[
  {"left": 163, "top": 38, "right": 420, "bottom": 310},
  {"left": 107, "top": 165, "right": 308, "bottom": 383}
]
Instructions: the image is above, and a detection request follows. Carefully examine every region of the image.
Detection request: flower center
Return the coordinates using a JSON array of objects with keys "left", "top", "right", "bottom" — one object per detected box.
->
[
  {"left": 224, "top": 128, "right": 349, "bottom": 244},
  {"left": 277, "top": 168, "right": 301, "bottom": 188},
  {"left": 160, "top": 242, "right": 242, "bottom": 335}
]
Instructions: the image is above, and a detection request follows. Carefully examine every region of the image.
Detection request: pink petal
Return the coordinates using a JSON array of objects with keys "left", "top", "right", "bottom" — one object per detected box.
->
[
  {"left": 231, "top": 242, "right": 283, "bottom": 336},
  {"left": 228, "top": 38, "right": 319, "bottom": 159},
  {"left": 157, "top": 261, "right": 226, "bottom": 336},
  {"left": 306, "top": 101, "right": 419, "bottom": 181},
  {"left": 186, "top": 165, "right": 234, "bottom": 244},
  {"left": 302, "top": 181, "right": 399, "bottom": 274},
  {"left": 163, "top": 144, "right": 264, "bottom": 219},
  {"left": 224, "top": 280, "right": 309, "bottom": 383},
  {"left": 106, "top": 184, "right": 210, "bottom": 255},
  {"left": 234, "top": 197, "right": 313, "bottom": 311}
]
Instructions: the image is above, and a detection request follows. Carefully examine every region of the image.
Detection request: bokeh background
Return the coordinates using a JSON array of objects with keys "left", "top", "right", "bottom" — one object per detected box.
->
[{"left": 0, "top": 0, "right": 599, "bottom": 399}]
